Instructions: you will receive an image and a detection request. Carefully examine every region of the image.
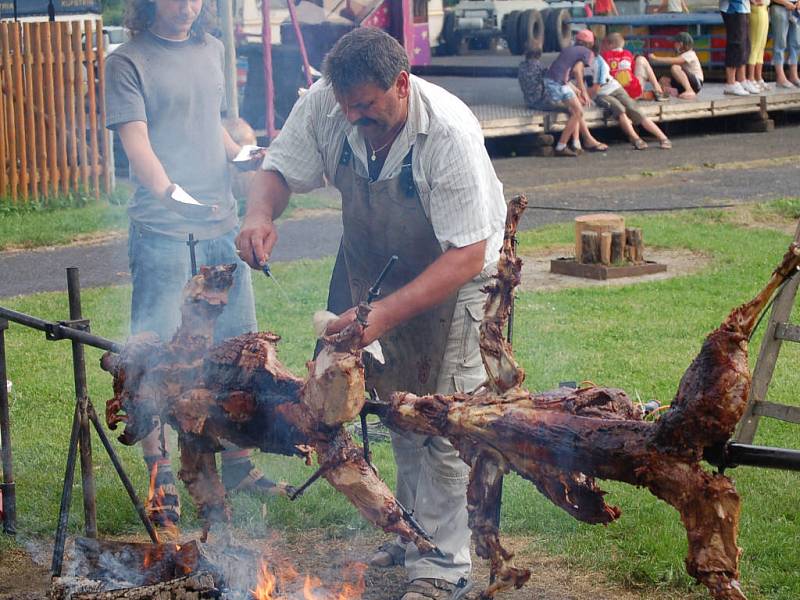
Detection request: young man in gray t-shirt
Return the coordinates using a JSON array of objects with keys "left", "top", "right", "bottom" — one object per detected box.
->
[{"left": 105, "top": 0, "right": 285, "bottom": 529}]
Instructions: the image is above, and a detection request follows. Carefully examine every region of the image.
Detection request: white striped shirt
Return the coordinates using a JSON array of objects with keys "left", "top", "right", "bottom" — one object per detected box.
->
[{"left": 261, "top": 74, "right": 506, "bottom": 268}]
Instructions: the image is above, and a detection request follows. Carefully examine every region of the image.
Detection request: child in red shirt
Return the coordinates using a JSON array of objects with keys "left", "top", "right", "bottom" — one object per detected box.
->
[{"left": 601, "top": 33, "right": 668, "bottom": 99}]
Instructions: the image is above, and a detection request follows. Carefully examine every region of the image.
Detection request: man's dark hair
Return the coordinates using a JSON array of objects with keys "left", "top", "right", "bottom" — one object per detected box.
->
[
  {"left": 124, "top": 0, "right": 214, "bottom": 43},
  {"left": 323, "top": 27, "right": 409, "bottom": 94}
]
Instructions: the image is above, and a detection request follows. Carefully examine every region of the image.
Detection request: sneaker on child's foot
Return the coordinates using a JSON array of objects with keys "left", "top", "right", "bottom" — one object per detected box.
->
[
  {"left": 723, "top": 82, "right": 750, "bottom": 96},
  {"left": 742, "top": 80, "right": 761, "bottom": 94}
]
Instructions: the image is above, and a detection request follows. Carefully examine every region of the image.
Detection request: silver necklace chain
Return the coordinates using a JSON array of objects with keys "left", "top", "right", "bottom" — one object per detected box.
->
[{"left": 367, "top": 118, "right": 407, "bottom": 162}]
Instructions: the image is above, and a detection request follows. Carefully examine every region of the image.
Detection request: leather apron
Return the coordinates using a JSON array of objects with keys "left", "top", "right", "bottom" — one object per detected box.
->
[{"left": 326, "top": 138, "right": 458, "bottom": 402}]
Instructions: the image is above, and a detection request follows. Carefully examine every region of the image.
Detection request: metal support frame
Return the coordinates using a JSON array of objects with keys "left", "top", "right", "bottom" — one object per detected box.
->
[
  {"left": 0, "top": 269, "right": 158, "bottom": 571},
  {"left": 0, "top": 318, "right": 17, "bottom": 535}
]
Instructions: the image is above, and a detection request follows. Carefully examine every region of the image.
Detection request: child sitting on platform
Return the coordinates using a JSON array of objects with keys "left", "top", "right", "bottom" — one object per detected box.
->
[
  {"left": 601, "top": 33, "right": 669, "bottom": 100},
  {"left": 649, "top": 32, "right": 705, "bottom": 99}
]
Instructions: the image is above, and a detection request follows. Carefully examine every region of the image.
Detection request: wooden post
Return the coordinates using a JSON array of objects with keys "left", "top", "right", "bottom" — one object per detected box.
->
[
  {"left": 94, "top": 18, "right": 110, "bottom": 194},
  {"left": 32, "top": 24, "right": 50, "bottom": 200},
  {"left": 53, "top": 22, "right": 69, "bottom": 196},
  {"left": 23, "top": 23, "right": 39, "bottom": 202},
  {"left": 1, "top": 23, "right": 19, "bottom": 201},
  {"left": 84, "top": 20, "right": 100, "bottom": 199},
  {"left": 736, "top": 221, "right": 800, "bottom": 443},
  {"left": 72, "top": 24, "right": 89, "bottom": 192},
  {"left": 42, "top": 23, "right": 60, "bottom": 197},
  {"left": 63, "top": 22, "right": 78, "bottom": 191},
  {"left": 10, "top": 24, "right": 28, "bottom": 201},
  {"left": 575, "top": 214, "right": 625, "bottom": 260},
  {"left": 0, "top": 27, "right": 6, "bottom": 200}
]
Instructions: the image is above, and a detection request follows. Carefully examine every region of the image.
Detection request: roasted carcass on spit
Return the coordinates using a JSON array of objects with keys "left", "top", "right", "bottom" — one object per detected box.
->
[
  {"left": 102, "top": 196, "right": 800, "bottom": 600},
  {"left": 377, "top": 195, "right": 800, "bottom": 599},
  {"left": 101, "top": 267, "right": 437, "bottom": 555}
]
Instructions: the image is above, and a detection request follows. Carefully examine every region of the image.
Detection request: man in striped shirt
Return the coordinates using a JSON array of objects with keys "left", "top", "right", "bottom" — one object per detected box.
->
[{"left": 236, "top": 27, "right": 506, "bottom": 600}]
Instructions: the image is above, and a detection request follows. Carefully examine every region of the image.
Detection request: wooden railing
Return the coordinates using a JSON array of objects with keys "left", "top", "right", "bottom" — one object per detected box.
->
[{"left": 0, "top": 19, "right": 110, "bottom": 205}]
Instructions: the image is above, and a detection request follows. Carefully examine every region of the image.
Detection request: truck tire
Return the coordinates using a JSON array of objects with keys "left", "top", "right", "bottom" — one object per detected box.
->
[
  {"left": 503, "top": 10, "right": 523, "bottom": 55},
  {"left": 517, "top": 9, "right": 544, "bottom": 54},
  {"left": 547, "top": 8, "right": 572, "bottom": 52},
  {"left": 540, "top": 8, "right": 553, "bottom": 52},
  {"left": 440, "top": 11, "right": 459, "bottom": 56}
]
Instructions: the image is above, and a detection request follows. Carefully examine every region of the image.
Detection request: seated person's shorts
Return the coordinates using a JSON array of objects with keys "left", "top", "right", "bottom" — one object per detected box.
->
[
  {"left": 544, "top": 78, "right": 577, "bottom": 105},
  {"left": 670, "top": 72, "right": 703, "bottom": 94},
  {"left": 595, "top": 88, "right": 646, "bottom": 124}
]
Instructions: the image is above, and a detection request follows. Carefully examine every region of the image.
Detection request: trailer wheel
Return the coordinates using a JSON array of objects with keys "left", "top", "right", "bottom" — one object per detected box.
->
[
  {"left": 518, "top": 9, "right": 544, "bottom": 54},
  {"left": 540, "top": 9, "right": 553, "bottom": 52},
  {"left": 441, "top": 11, "right": 467, "bottom": 56},
  {"left": 503, "top": 10, "right": 523, "bottom": 55},
  {"left": 547, "top": 8, "right": 572, "bottom": 52}
]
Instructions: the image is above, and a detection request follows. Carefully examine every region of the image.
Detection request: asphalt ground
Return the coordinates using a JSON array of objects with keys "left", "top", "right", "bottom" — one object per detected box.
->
[{"left": 2, "top": 113, "right": 799, "bottom": 299}]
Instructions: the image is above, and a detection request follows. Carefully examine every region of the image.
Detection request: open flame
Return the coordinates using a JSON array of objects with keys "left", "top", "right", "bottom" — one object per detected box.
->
[
  {"left": 251, "top": 557, "right": 366, "bottom": 600},
  {"left": 146, "top": 462, "right": 181, "bottom": 544}
]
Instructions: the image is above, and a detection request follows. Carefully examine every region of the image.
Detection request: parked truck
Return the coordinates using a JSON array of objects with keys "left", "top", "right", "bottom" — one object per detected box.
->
[{"left": 439, "top": 0, "right": 589, "bottom": 55}]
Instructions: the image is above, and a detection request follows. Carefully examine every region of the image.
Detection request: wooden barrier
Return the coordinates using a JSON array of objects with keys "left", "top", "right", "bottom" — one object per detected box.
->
[{"left": 0, "top": 19, "right": 110, "bottom": 205}]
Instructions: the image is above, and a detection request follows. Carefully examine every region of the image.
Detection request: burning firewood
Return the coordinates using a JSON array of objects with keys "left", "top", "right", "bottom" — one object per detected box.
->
[{"left": 102, "top": 197, "right": 800, "bottom": 600}]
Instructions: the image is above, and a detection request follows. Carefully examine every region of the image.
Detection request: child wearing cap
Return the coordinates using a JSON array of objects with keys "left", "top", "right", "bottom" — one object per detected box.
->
[
  {"left": 649, "top": 32, "right": 705, "bottom": 99},
  {"left": 543, "top": 29, "right": 608, "bottom": 156}
]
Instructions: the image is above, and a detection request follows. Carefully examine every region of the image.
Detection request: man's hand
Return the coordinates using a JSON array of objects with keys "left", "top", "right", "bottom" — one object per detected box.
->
[
  {"left": 236, "top": 170, "right": 292, "bottom": 268},
  {"left": 324, "top": 301, "right": 393, "bottom": 347},
  {"left": 236, "top": 216, "right": 278, "bottom": 268},
  {"left": 233, "top": 146, "right": 268, "bottom": 171}
]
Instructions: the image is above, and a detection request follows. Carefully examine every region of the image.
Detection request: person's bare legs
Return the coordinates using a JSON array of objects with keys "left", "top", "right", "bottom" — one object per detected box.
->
[
  {"left": 634, "top": 56, "right": 665, "bottom": 95},
  {"left": 616, "top": 112, "right": 638, "bottom": 142},
  {"left": 746, "top": 63, "right": 756, "bottom": 81},
  {"left": 754, "top": 62, "right": 764, "bottom": 82},
  {"left": 578, "top": 119, "right": 604, "bottom": 149},
  {"left": 639, "top": 116, "right": 669, "bottom": 142},
  {"left": 670, "top": 64, "right": 696, "bottom": 98},
  {"left": 556, "top": 96, "right": 582, "bottom": 148},
  {"left": 789, "top": 63, "right": 800, "bottom": 84}
]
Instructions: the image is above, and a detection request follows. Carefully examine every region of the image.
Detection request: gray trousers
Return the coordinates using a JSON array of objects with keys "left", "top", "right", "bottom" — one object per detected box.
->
[{"left": 392, "top": 271, "right": 491, "bottom": 583}]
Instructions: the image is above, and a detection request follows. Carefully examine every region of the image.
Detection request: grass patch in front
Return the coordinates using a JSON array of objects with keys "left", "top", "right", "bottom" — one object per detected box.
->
[{"left": 0, "top": 208, "right": 798, "bottom": 598}]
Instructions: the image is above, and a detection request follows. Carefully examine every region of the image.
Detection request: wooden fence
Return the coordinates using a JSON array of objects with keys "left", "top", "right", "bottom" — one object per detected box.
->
[{"left": 0, "top": 19, "right": 110, "bottom": 205}]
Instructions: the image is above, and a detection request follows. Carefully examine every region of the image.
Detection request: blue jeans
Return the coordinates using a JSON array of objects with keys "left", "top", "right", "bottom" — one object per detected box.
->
[
  {"left": 771, "top": 4, "right": 800, "bottom": 66},
  {"left": 128, "top": 222, "right": 257, "bottom": 342}
]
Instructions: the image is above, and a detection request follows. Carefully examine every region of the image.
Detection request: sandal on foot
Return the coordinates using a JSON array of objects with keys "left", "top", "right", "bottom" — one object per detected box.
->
[
  {"left": 632, "top": 138, "right": 648, "bottom": 150},
  {"left": 554, "top": 146, "right": 577, "bottom": 157},
  {"left": 585, "top": 143, "right": 608, "bottom": 152},
  {"left": 401, "top": 578, "right": 474, "bottom": 600},
  {"left": 224, "top": 465, "right": 297, "bottom": 497},
  {"left": 659, "top": 138, "right": 673, "bottom": 149},
  {"left": 368, "top": 542, "right": 406, "bottom": 567}
]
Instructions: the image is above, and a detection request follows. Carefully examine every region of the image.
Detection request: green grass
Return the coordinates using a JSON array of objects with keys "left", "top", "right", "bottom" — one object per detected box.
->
[
  {"left": 1, "top": 207, "right": 798, "bottom": 598},
  {"left": 0, "top": 187, "right": 340, "bottom": 251}
]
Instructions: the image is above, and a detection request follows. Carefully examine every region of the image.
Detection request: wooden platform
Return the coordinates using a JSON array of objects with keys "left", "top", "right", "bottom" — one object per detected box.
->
[
  {"left": 550, "top": 258, "right": 667, "bottom": 280},
  {"left": 458, "top": 84, "right": 800, "bottom": 139}
]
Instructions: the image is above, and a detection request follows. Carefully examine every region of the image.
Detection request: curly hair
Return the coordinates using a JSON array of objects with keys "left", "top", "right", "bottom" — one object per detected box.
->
[{"left": 124, "top": 0, "right": 214, "bottom": 43}]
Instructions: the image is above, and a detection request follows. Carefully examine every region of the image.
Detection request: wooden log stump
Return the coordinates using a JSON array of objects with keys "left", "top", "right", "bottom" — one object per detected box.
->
[
  {"left": 625, "top": 227, "right": 644, "bottom": 265},
  {"left": 580, "top": 231, "right": 600, "bottom": 264},
  {"left": 575, "top": 214, "right": 625, "bottom": 262},
  {"left": 610, "top": 231, "right": 625, "bottom": 264},
  {"left": 599, "top": 231, "right": 612, "bottom": 265}
]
